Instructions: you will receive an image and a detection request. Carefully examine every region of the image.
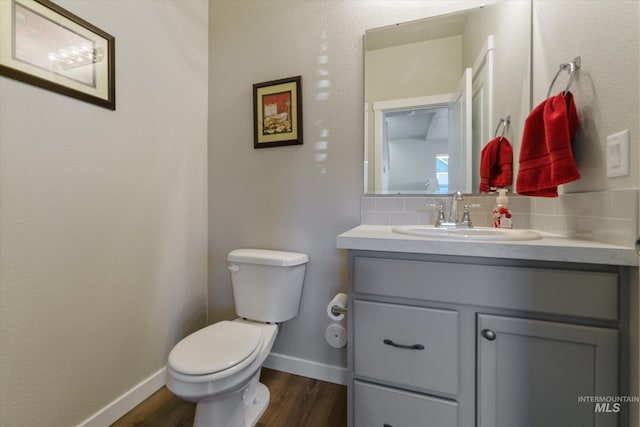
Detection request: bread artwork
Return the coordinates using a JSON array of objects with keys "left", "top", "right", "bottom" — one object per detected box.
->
[{"left": 263, "top": 112, "right": 291, "bottom": 134}]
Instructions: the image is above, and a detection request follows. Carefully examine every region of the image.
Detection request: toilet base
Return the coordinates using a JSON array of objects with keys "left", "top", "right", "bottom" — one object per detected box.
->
[
  {"left": 246, "top": 382, "right": 270, "bottom": 426},
  {"left": 193, "top": 370, "right": 270, "bottom": 427}
]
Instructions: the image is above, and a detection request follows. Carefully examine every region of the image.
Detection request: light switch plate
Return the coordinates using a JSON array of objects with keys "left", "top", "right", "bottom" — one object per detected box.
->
[{"left": 606, "top": 129, "right": 630, "bottom": 178}]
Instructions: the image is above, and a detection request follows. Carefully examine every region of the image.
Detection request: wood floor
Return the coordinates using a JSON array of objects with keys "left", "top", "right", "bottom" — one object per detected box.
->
[{"left": 111, "top": 368, "right": 347, "bottom": 427}]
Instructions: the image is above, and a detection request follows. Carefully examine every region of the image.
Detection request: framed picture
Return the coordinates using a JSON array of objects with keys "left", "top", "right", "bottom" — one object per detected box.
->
[
  {"left": 0, "top": 0, "right": 115, "bottom": 110},
  {"left": 253, "top": 76, "right": 302, "bottom": 148}
]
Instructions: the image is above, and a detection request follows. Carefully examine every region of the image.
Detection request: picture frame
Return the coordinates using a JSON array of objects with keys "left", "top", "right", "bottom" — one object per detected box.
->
[
  {"left": 253, "top": 76, "right": 302, "bottom": 148},
  {"left": 0, "top": 0, "right": 115, "bottom": 110}
]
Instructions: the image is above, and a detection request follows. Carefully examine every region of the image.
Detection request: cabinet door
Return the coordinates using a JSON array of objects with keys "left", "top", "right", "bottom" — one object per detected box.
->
[{"left": 477, "top": 314, "right": 619, "bottom": 427}]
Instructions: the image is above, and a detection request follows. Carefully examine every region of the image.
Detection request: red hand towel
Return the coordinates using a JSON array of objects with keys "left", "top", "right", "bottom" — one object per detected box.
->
[
  {"left": 516, "top": 92, "right": 580, "bottom": 197},
  {"left": 479, "top": 136, "right": 513, "bottom": 193}
]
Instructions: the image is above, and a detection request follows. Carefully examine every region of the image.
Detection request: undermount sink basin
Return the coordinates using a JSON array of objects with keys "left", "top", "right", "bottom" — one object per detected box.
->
[{"left": 391, "top": 225, "right": 542, "bottom": 241}]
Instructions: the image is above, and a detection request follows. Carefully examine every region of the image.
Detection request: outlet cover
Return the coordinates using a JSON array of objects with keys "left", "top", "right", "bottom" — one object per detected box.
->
[{"left": 606, "top": 129, "right": 630, "bottom": 178}]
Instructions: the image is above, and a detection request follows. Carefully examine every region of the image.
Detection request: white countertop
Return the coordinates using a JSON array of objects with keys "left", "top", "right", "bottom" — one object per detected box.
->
[{"left": 337, "top": 225, "right": 639, "bottom": 266}]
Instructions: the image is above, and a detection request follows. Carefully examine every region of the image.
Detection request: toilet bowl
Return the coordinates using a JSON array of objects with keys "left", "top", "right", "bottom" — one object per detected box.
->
[
  {"left": 167, "top": 319, "right": 277, "bottom": 427},
  {"left": 166, "top": 249, "right": 308, "bottom": 427}
]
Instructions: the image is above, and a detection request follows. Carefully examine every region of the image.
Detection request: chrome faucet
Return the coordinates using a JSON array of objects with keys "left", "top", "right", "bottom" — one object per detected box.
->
[
  {"left": 449, "top": 191, "right": 464, "bottom": 224},
  {"left": 429, "top": 191, "right": 473, "bottom": 228}
]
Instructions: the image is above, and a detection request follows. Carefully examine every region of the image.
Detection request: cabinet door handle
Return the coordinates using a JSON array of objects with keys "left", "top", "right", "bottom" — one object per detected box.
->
[
  {"left": 384, "top": 424, "right": 393, "bottom": 427},
  {"left": 481, "top": 329, "right": 496, "bottom": 341},
  {"left": 383, "top": 338, "right": 424, "bottom": 350}
]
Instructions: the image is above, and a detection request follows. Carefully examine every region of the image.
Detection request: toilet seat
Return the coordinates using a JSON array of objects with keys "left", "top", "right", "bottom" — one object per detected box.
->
[{"left": 169, "top": 321, "right": 263, "bottom": 376}]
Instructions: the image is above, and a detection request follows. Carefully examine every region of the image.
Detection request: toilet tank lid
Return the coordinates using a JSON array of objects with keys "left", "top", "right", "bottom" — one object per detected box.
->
[{"left": 228, "top": 249, "right": 309, "bottom": 266}]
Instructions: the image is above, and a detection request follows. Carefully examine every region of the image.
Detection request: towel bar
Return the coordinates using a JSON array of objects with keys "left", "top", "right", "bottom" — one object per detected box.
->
[
  {"left": 547, "top": 56, "right": 581, "bottom": 98},
  {"left": 494, "top": 115, "right": 511, "bottom": 140}
]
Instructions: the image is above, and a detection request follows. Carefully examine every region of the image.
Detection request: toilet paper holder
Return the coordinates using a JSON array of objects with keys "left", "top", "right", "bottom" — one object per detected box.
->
[
  {"left": 327, "top": 293, "right": 348, "bottom": 321},
  {"left": 330, "top": 305, "right": 348, "bottom": 316}
]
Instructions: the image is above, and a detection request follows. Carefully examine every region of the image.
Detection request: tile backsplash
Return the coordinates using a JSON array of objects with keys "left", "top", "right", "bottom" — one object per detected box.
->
[
  {"left": 530, "top": 189, "right": 638, "bottom": 247},
  {"left": 361, "top": 194, "right": 531, "bottom": 229},
  {"left": 361, "top": 189, "right": 638, "bottom": 248}
]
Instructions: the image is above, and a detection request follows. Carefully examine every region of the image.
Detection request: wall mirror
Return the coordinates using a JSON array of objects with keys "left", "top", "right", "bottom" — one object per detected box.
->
[{"left": 364, "top": 0, "right": 531, "bottom": 195}]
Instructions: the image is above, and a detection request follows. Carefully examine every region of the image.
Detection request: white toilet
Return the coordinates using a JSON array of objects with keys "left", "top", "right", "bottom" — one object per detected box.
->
[{"left": 166, "top": 248, "right": 309, "bottom": 427}]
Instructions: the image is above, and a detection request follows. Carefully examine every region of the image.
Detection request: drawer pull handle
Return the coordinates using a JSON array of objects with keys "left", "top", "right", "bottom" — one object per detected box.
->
[
  {"left": 481, "top": 329, "right": 497, "bottom": 341},
  {"left": 384, "top": 424, "right": 393, "bottom": 427},
  {"left": 383, "top": 338, "right": 424, "bottom": 350}
]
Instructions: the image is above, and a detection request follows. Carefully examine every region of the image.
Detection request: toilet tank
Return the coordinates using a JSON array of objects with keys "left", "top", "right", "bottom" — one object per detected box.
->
[{"left": 227, "top": 249, "right": 309, "bottom": 323}]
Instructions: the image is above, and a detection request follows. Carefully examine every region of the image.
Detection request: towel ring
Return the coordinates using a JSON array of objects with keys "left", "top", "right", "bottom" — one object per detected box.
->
[
  {"left": 494, "top": 115, "right": 511, "bottom": 140},
  {"left": 547, "top": 56, "right": 581, "bottom": 98}
]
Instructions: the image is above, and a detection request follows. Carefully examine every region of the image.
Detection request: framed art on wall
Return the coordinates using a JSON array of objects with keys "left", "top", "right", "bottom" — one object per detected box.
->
[
  {"left": 0, "top": 0, "right": 116, "bottom": 110},
  {"left": 253, "top": 76, "right": 302, "bottom": 148}
]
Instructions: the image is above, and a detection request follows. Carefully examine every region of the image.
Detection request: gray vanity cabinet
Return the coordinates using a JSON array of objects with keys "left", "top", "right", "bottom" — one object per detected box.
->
[
  {"left": 477, "top": 314, "right": 619, "bottom": 427},
  {"left": 347, "top": 251, "right": 626, "bottom": 427}
]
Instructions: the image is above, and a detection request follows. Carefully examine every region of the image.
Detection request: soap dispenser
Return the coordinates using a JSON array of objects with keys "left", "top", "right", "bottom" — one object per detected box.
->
[{"left": 492, "top": 189, "right": 512, "bottom": 229}]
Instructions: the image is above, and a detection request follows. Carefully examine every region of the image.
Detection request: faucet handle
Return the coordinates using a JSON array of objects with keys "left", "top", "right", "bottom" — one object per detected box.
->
[
  {"left": 459, "top": 204, "right": 474, "bottom": 228},
  {"left": 458, "top": 204, "right": 485, "bottom": 228},
  {"left": 424, "top": 203, "right": 446, "bottom": 227},
  {"left": 435, "top": 206, "right": 446, "bottom": 227}
]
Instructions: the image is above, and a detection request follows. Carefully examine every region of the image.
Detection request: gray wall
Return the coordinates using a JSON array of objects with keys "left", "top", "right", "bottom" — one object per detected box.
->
[
  {"left": 1, "top": 0, "right": 636, "bottom": 425},
  {"left": 0, "top": 1, "right": 208, "bottom": 426},
  {"left": 533, "top": 0, "right": 639, "bottom": 194},
  {"left": 208, "top": 0, "right": 485, "bottom": 370},
  {"left": 209, "top": 0, "right": 638, "bottom": 373},
  {"left": 209, "top": 1, "right": 482, "bottom": 366}
]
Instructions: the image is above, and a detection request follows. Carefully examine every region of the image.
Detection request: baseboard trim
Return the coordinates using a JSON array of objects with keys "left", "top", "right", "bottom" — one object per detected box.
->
[
  {"left": 76, "top": 355, "right": 345, "bottom": 426},
  {"left": 263, "top": 352, "right": 347, "bottom": 385},
  {"left": 76, "top": 367, "right": 166, "bottom": 427}
]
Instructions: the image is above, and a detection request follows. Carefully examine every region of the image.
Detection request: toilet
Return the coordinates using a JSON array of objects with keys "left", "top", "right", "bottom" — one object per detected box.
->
[{"left": 166, "top": 248, "right": 309, "bottom": 427}]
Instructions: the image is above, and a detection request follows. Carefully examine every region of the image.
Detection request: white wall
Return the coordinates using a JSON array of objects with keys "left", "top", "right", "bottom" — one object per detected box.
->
[{"left": 0, "top": 1, "right": 208, "bottom": 426}]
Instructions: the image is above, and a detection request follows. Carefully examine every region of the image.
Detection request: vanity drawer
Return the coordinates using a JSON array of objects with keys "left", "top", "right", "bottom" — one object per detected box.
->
[
  {"left": 353, "top": 256, "right": 618, "bottom": 321},
  {"left": 353, "top": 300, "right": 458, "bottom": 395},
  {"left": 354, "top": 380, "right": 457, "bottom": 427}
]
